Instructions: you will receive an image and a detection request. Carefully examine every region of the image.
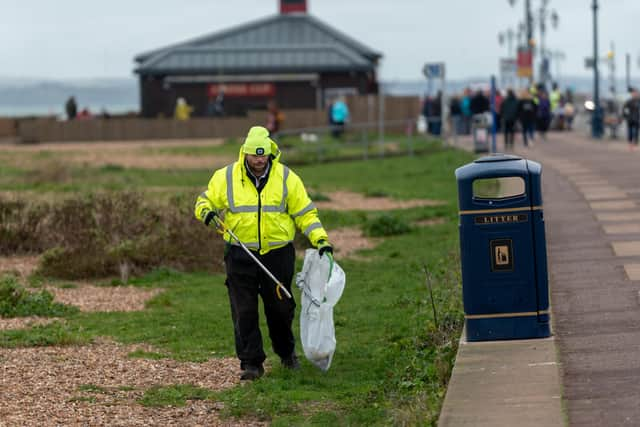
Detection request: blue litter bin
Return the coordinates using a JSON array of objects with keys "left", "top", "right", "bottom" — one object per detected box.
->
[{"left": 455, "top": 153, "right": 550, "bottom": 341}]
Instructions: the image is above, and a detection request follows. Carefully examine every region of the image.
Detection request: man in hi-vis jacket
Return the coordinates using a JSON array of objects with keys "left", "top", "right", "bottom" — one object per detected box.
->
[{"left": 194, "top": 126, "right": 333, "bottom": 380}]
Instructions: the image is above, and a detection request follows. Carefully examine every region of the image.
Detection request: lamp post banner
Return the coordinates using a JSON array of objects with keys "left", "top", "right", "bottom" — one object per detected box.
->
[{"left": 517, "top": 48, "right": 533, "bottom": 78}]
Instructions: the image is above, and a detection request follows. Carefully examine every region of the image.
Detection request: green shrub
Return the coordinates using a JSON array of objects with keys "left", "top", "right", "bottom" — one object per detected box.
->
[
  {"left": 364, "top": 214, "right": 412, "bottom": 237},
  {"left": 14, "top": 191, "right": 227, "bottom": 280},
  {"left": 0, "top": 198, "right": 48, "bottom": 255},
  {"left": 0, "top": 275, "right": 78, "bottom": 318}
]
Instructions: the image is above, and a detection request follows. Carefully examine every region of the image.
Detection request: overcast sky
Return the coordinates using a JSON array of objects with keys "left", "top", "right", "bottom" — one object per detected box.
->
[{"left": 2, "top": 0, "right": 640, "bottom": 82}]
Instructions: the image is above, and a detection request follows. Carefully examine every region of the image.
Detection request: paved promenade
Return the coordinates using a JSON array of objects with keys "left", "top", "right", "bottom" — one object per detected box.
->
[{"left": 439, "top": 131, "right": 640, "bottom": 426}]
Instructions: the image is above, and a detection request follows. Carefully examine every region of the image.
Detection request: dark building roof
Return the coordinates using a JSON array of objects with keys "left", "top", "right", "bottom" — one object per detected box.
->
[{"left": 134, "top": 13, "right": 381, "bottom": 75}]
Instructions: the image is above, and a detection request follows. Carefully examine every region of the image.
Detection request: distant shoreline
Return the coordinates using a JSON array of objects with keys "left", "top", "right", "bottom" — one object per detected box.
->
[{"left": 0, "top": 104, "right": 138, "bottom": 118}]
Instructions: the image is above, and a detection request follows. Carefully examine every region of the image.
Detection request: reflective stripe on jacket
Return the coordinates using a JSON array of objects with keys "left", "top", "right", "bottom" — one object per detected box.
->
[{"left": 194, "top": 142, "right": 328, "bottom": 255}]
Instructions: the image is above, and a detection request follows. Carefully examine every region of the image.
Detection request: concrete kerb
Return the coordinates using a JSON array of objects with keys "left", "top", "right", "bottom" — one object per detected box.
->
[{"left": 438, "top": 326, "right": 564, "bottom": 427}]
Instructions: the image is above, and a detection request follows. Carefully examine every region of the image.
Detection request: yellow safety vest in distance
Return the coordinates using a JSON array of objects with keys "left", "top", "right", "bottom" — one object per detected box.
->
[{"left": 195, "top": 155, "right": 328, "bottom": 255}]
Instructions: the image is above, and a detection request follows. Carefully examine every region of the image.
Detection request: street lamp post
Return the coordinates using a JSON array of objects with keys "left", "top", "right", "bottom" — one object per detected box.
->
[
  {"left": 592, "top": 0, "right": 603, "bottom": 138},
  {"left": 525, "top": 0, "right": 534, "bottom": 84},
  {"left": 509, "top": 0, "right": 559, "bottom": 87}
]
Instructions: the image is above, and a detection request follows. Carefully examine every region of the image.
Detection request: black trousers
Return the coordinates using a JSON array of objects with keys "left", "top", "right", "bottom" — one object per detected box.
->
[
  {"left": 224, "top": 243, "right": 296, "bottom": 369},
  {"left": 627, "top": 122, "right": 639, "bottom": 144},
  {"left": 503, "top": 119, "right": 516, "bottom": 148}
]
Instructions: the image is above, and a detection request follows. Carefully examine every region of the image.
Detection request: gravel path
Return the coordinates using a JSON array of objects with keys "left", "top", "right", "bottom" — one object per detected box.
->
[{"left": 0, "top": 339, "right": 258, "bottom": 426}]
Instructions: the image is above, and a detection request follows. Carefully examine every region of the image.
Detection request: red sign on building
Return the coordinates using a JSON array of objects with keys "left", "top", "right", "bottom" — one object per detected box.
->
[
  {"left": 208, "top": 83, "right": 276, "bottom": 98},
  {"left": 280, "top": 0, "right": 307, "bottom": 14}
]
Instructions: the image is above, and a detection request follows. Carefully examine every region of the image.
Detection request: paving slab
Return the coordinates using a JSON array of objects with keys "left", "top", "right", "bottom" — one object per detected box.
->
[
  {"left": 623, "top": 264, "right": 640, "bottom": 280},
  {"left": 603, "top": 224, "right": 640, "bottom": 234},
  {"left": 568, "top": 176, "right": 607, "bottom": 185},
  {"left": 438, "top": 336, "right": 563, "bottom": 427},
  {"left": 596, "top": 212, "right": 640, "bottom": 222},
  {"left": 589, "top": 200, "right": 636, "bottom": 210},
  {"left": 611, "top": 241, "right": 640, "bottom": 257},
  {"left": 582, "top": 191, "right": 628, "bottom": 201}
]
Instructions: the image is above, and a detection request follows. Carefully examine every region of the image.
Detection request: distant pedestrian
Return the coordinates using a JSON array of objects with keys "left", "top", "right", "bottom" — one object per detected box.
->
[
  {"left": 564, "top": 101, "right": 575, "bottom": 131},
  {"left": 536, "top": 91, "right": 552, "bottom": 140},
  {"left": 460, "top": 88, "right": 472, "bottom": 134},
  {"left": 470, "top": 90, "right": 490, "bottom": 116},
  {"left": 500, "top": 89, "right": 519, "bottom": 151},
  {"left": 77, "top": 107, "right": 92, "bottom": 120},
  {"left": 518, "top": 90, "right": 537, "bottom": 147},
  {"left": 421, "top": 95, "right": 433, "bottom": 133},
  {"left": 65, "top": 96, "right": 77, "bottom": 121},
  {"left": 330, "top": 97, "right": 349, "bottom": 138},
  {"left": 449, "top": 96, "right": 463, "bottom": 135},
  {"left": 623, "top": 88, "right": 640, "bottom": 149},
  {"left": 207, "top": 89, "right": 225, "bottom": 117},
  {"left": 550, "top": 83, "right": 561, "bottom": 113},
  {"left": 174, "top": 97, "right": 193, "bottom": 121},
  {"left": 428, "top": 91, "right": 443, "bottom": 136},
  {"left": 266, "top": 100, "right": 284, "bottom": 137},
  {"left": 550, "top": 83, "right": 563, "bottom": 129}
]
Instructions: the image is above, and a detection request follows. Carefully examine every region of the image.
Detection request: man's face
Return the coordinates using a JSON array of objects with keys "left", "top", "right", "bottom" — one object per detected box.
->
[{"left": 246, "top": 154, "right": 268, "bottom": 175}]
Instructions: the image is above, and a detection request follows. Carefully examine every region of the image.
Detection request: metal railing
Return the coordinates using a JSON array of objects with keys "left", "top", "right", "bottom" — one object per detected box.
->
[{"left": 274, "top": 119, "right": 440, "bottom": 163}]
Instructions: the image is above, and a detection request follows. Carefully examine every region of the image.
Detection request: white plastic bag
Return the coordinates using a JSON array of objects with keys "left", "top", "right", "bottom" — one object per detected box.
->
[
  {"left": 416, "top": 115, "right": 427, "bottom": 134},
  {"left": 295, "top": 249, "right": 346, "bottom": 371}
]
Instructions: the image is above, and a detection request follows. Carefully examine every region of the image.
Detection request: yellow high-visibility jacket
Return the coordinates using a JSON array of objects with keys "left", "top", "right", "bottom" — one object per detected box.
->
[{"left": 194, "top": 141, "right": 328, "bottom": 255}]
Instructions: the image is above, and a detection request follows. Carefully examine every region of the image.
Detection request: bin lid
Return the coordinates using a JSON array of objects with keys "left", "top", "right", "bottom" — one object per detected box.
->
[
  {"left": 455, "top": 153, "right": 529, "bottom": 187},
  {"left": 474, "top": 153, "right": 522, "bottom": 163}
]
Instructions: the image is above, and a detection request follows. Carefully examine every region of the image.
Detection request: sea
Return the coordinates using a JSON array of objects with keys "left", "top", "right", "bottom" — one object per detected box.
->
[{"left": 0, "top": 76, "right": 629, "bottom": 118}]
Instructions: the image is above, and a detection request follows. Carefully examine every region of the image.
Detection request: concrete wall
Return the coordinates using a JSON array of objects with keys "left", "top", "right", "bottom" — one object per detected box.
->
[{"left": 15, "top": 95, "right": 420, "bottom": 143}]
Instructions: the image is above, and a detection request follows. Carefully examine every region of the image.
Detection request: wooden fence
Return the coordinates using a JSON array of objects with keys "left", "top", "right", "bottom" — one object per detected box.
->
[
  {"left": 11, "top": 96, "right": 421, "bottom": 143},
  {"left": 0, "top": 118, "right": 17, "bottom": 139}
]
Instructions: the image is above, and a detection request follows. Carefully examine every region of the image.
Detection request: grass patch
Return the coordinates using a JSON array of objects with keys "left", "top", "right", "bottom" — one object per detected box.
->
[
  {"left": 0, "top": 322, "right": 90, "bottom": 348},
  {"left": 364, "top": 214, "right": 412, "bottom": 237},
  {"left": 0, "top": 275, "right": 78, "bottom": 318},
  {"left": 0, "top": 142, "right": 476, "bottom": 424},
  {"left": 138, "top": 384, "right": 213, "bottom": 407}
]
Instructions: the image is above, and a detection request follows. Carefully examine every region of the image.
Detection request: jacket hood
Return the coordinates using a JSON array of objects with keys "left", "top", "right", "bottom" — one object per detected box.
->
[{"left": 237, "top": 137, "right": 281, "bottom": 167}]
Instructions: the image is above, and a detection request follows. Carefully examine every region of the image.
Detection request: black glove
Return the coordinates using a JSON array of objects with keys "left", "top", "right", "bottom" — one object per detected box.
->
[
  {"left": 317, "top": 240, "right": 333, "bottom": 257},
  {"left": 203, "top": 210, "right": 218, "bottom": 227}
]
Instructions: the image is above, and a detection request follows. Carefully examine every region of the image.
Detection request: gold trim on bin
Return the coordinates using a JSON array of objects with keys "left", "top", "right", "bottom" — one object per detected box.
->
[
  {"left": 465, "top": 309, "right": 550, "bottom": 320},
  {"left": 459, "top": 206, "right": 542, "bottom": 215}
]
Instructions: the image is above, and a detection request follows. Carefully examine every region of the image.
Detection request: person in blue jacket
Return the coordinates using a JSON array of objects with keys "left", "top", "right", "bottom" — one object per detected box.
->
[{"left": 330, "top": 97, "right": 350, "bottom": 138}]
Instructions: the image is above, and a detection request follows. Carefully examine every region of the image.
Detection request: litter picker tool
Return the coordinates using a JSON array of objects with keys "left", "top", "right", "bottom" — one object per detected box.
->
[{"left": 212, "top": 215, "right": 292, "bottom": 300}]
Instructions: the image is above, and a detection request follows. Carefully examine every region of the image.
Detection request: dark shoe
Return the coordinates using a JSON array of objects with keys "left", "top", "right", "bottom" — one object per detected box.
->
[
  {"left": 240, "top": 364, "right": 264, "bottom": 381},
  {"left": 281, "top": 354, "right": 300, "bottom": 370}
]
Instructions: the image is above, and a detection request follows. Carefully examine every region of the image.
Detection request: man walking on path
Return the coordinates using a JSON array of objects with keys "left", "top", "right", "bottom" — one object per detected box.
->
[
  {"left": 194, "top": 126, "right": 333, "bottom": 380},
  {"left": 518, "top": 90, "right": 537, "bottom": 147},
  {"left": 623, "top": 88, "right": 640, "bottom": 149},
  {"left": 500, "top": 89, "right": 519, "bottom": 150}
]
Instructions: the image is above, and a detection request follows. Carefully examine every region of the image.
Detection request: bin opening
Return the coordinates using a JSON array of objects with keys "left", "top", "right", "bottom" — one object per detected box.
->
[{"left": 473, "top": 177, "right": 526, "bottom": 199}]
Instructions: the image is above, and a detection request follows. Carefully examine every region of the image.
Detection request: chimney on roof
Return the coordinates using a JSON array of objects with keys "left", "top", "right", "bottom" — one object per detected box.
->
[{"left": 280, "top": 0, "right": 307, "bottom": 14}]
